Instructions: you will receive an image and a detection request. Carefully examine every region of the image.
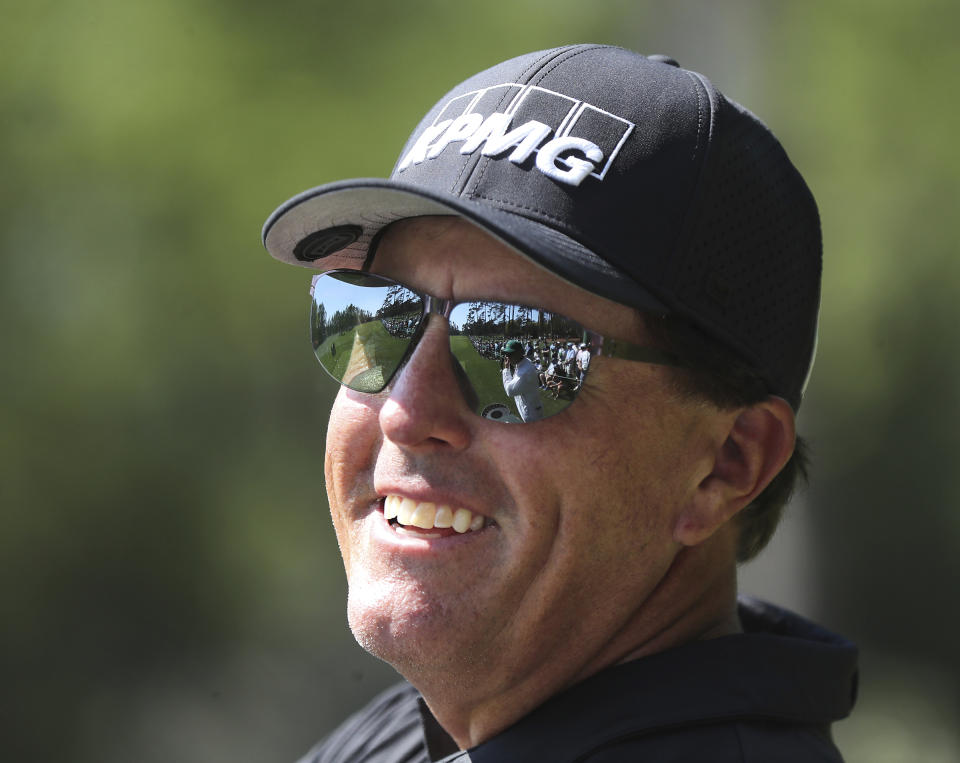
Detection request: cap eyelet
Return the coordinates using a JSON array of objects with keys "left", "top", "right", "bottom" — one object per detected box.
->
[
  {"left": 647, "top": 54, "right": 680, "bottom": 67},
  {"left": 294, "top": 225, "right": 363, "bottom": 262}
]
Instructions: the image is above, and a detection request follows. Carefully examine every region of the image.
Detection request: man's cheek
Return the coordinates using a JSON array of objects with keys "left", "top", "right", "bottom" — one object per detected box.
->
[
  {"left": 325, "top": 391, "right": 380, "bottom": 512},
  {"left": 326, "top": 388, "right": 381, "bottom": 461},
  {"left": 324, "top": 392, "right": 380, "bottom": 574}
]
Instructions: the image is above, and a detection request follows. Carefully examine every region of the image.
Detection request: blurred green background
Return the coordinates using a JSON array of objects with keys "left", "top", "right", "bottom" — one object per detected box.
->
[{"left": 3, "top": 0, "right": 958, "bottom": 761}]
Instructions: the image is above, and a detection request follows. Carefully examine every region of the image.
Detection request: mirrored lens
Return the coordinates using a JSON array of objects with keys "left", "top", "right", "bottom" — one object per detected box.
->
[
  {"left": 447, "top": 302, "right": 588, "bottom": 423},
  {"left": 310, "top": 272, "right": 423, "bottom": 393},
  {"left": 309, "top": 272, "right": 593, "bottom": 422}
]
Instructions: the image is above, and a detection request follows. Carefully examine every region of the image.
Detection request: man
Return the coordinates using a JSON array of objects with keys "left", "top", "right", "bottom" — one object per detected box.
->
[
  {"left": 501, "top": 338, "right": 544, "bottom": 422},
  {"left": 262, "top": 45, "right": 857, "bottom": 762},
  {"left": 563, "top": 341, "right": 577, "bottom": 382},
  {"left": 575, "top": 341, "right": 591, "bottom": 389}
]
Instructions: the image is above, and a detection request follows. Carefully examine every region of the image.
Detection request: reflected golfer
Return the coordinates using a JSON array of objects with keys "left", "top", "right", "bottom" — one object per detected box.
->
[{"left": 501, "top": 338, "right": 544, "bottom": 422}]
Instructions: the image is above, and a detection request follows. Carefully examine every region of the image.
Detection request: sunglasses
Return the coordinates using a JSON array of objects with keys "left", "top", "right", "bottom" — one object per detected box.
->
[{"left": 309, "top": 270, "right": 680, "bottom": 423}]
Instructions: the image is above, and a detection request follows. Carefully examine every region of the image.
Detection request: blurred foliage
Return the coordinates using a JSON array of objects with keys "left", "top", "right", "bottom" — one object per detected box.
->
[
  {"left": 2, "top": 0, "right": 957, "bottom": 761},
  {"left": 768, "top": 0, "right": 960, "bottom": 667}
]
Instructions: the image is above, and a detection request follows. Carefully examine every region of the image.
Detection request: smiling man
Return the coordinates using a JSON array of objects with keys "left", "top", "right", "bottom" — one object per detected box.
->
[{"left": 263, "top": 45, "right": 857, "bottom": 763}]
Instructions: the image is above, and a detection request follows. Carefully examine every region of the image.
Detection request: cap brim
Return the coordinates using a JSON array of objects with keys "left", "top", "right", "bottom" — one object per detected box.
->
[{"left": 262, "top": 178, "right": 667, "bottom": 313}]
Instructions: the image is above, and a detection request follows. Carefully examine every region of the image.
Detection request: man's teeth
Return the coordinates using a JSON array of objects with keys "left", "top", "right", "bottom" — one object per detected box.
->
[{"left": 383, "top": 495, "right": 486, "bottom": 533}]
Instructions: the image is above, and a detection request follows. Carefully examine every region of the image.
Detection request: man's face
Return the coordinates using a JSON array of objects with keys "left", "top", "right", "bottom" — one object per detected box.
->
[{"left": 323, "top": 217, "right": 723, "bottom": 695}]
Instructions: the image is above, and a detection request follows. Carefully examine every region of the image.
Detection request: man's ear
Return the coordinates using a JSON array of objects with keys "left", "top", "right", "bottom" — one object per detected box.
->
[{"left": 673, "top": 397, "right": 796, "bottom": 547}]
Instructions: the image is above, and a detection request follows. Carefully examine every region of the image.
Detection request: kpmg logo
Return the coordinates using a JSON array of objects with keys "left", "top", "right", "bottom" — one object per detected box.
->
[{"left": 397, "top": 83, "right": 635, "bottom": 187}]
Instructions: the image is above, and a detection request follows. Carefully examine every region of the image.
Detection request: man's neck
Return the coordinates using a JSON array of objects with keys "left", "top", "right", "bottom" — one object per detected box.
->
[{"left": 411, "top": 535, "right": 742, "bottom": 750}]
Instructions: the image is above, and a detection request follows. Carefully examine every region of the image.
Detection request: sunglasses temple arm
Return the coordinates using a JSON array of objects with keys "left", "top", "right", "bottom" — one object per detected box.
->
[{"left": 589, "top": 332, "right": 683, "bottom": 367}]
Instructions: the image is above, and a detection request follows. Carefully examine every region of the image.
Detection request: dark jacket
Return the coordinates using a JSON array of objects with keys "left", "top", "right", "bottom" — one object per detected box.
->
[{"left": 300, "top": 597, "right": 858, "bottom": 762}]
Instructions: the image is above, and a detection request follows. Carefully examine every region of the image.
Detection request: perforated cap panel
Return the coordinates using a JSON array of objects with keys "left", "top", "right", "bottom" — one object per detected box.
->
[{"left": 671, "top": 96, "right": 821, "bottom": 407}]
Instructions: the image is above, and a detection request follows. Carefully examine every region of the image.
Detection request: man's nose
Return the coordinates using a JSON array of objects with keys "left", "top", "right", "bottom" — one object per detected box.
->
[{"left": 378, "top": 315, "right": 474, "bottom": 451}]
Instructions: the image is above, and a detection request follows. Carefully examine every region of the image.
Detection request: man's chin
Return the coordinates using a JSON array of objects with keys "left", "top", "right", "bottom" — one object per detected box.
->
[{"left": 346, "top": 589, "right": 490, "bottom": 679}]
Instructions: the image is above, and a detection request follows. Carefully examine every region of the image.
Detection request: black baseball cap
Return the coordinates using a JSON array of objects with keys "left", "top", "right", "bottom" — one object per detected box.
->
[{"left": 262, "top": 44, "right": 821, "bottom": 409}]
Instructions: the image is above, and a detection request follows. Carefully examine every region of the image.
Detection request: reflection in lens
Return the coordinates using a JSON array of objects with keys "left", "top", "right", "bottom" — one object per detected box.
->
[
  {"left": 449, "top": 302, "right": 588, "bottom": 422},
  {"left": 309, "top": 272, "right": 593, "bottom": 422},
  {"left": 310, "top": 273, "right": 423, "bottom": 393}
]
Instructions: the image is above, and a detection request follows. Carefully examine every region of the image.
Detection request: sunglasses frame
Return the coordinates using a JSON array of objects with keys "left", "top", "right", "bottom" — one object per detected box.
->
[{"left": 309, "top": 269, "right": 682, "bottom": 420}]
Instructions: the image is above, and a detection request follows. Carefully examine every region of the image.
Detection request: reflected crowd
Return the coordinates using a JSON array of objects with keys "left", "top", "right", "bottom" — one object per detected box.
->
[{"left": 469, "top": 335, "right": 592, "bottom": 400}]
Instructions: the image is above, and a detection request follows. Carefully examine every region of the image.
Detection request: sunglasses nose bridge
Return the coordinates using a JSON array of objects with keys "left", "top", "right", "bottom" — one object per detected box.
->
[
  {"left": 386, "top": 293, "right": 452, "bottom": 375},
  {"left": 377, "top": 308, "right": 478, "bottom": 448},
  {"left": 421, "top": 294, "right": 455, "bottom": 320},
  {"left": 403, "top": 298, "right": 479, "bottom": 412},
  {"left": 405, "top": 293, "right": 457, "bottom": 367}
]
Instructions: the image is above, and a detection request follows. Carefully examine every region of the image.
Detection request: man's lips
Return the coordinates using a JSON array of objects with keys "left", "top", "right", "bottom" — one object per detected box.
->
[{"left": 382, "top": 494, "right": 494, "bottom": 536}]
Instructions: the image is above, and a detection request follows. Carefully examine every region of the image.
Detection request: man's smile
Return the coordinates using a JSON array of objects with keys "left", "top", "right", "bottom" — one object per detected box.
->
[{"left": 383, "top": 494, "right": 494, "bottom": 535}]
